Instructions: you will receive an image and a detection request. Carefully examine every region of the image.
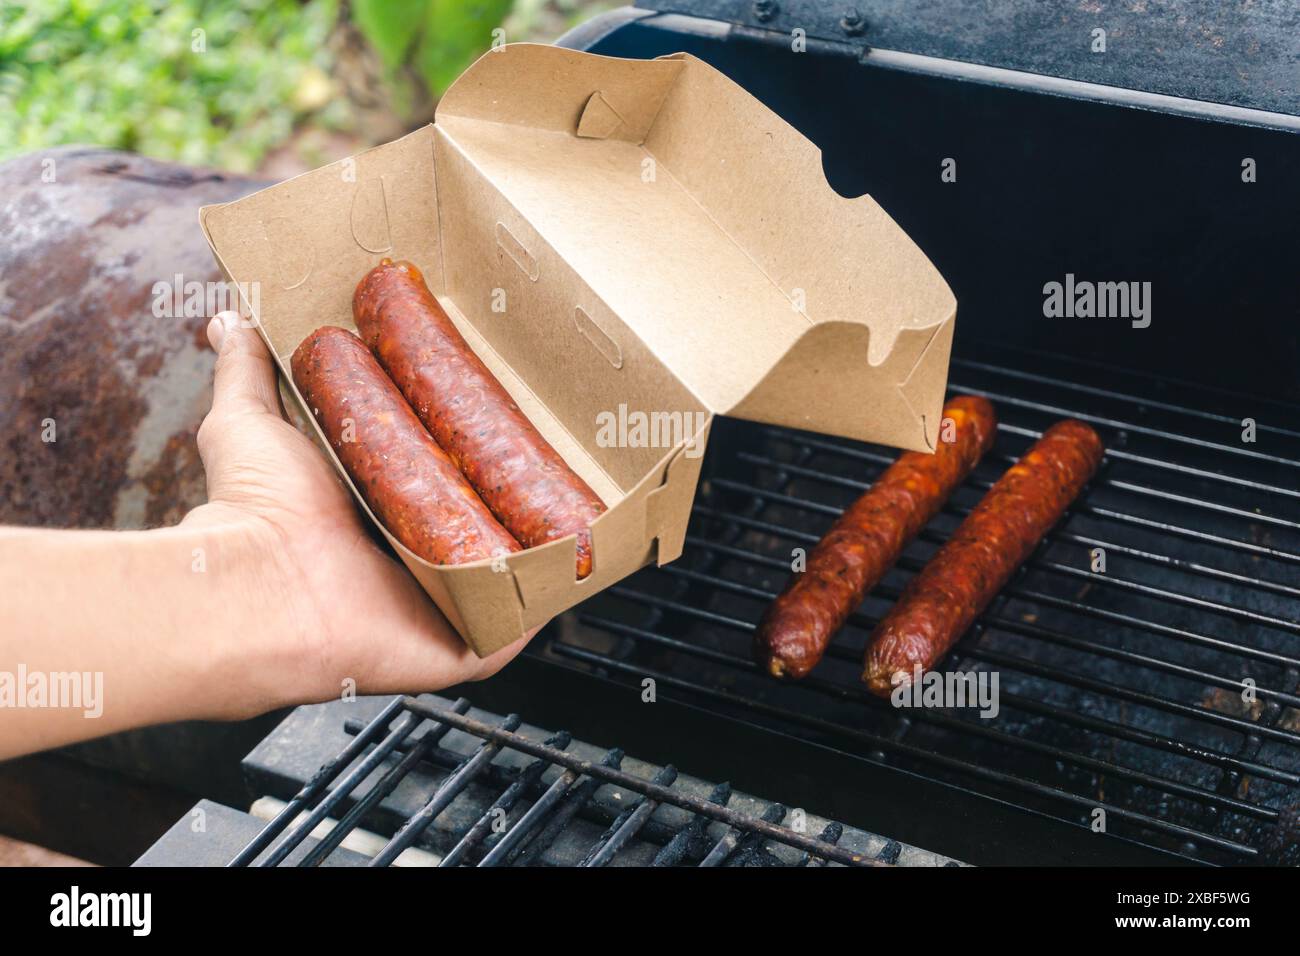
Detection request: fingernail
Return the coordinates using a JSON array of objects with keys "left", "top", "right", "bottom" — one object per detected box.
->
[
  {"left": 207, "top": 311, "right": 239, "bottom": 352},
  {"left": 206, "top": 316, "right": 224, "bottom": 352}
]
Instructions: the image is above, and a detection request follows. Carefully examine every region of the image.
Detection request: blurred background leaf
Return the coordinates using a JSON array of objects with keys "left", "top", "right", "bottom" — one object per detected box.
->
[
  {"left": 413, "top": 0, "right": 514, "bottom": 95},
  {"left": 350, "top": 0, "right": 425, "bottom": 69}
]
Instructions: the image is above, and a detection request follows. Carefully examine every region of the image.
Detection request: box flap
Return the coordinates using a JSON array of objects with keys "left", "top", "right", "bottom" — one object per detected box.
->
[
  {"left": 199, "top": 126, "right": 442, "bottom": 361},
  {"left": 435, "top": 44, "right": 956, "bottom": 451}
]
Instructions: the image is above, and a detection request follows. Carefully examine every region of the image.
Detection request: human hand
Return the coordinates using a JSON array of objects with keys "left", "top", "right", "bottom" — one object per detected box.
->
[{"left": 184, "top": 311, "right": 535, "bottom": 718}]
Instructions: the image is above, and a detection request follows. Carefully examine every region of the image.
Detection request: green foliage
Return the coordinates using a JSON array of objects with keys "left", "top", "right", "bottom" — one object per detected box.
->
[
  {"left": 350, "top": 0, "right": 425, "bottom": 70},
  {"left": 352, "top": 0, "right": 514, "bottom": 97},
  {"left": 0, "top": 0, "right": 344, "bottom": 171},
  {"left": 0, "top": 0, "right": 602, "bottom": 170}
]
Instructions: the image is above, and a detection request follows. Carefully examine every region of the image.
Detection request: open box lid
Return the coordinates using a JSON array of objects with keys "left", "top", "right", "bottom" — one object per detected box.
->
[
  {"left": 200, "top": 43, "right": 956, "bottom": 454},
  {"left": 194, "top": 43, "right": 958, "bottom": 655},
  {"left": 431, "top": 44, "right": 956, "bottom": 451}
]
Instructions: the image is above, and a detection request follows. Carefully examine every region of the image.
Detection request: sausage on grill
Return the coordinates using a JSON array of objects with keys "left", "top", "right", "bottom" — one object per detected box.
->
[
  {"left": 291, "top": 326, "right": 521, "bottom": 566},
  {"left": 753, "top": 396, "right": 997, "bottom": 679},
  {"left": 354, "top": 260, "right": 606, "bottom": 579},
  {"left": 862, "top": 419, "right": 1104, "bottom": 696}
]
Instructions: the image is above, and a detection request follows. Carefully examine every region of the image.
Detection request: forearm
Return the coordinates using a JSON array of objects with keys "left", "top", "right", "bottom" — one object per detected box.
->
[
  {"left": 0, "top": 308, "right": 520, "bottom": 762},
  {"left": 0, "top": 517, "right": 287, "bottom": 760}
]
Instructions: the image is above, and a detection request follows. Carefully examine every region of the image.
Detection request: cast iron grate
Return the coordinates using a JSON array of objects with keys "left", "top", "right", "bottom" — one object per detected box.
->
[
  {"left": 227, "top": 696, "right": 883, "bottom": 867},
  {"left": 542, "top": 342, "right": 1300, "bottom": 865}
]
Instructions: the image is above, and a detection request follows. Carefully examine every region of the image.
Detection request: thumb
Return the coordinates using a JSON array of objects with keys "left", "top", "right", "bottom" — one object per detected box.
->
[{"left": 206, "top": 310, "right": 283, "bottom": 418}]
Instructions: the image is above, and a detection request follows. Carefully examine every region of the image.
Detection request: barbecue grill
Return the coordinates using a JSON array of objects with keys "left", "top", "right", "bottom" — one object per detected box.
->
[
  {"left": 136, "top": 2, "right": 1299, "bottom": 867},
  {"left": 516, "top": 3, "right": 1300, "bottom": 866},
  {"left": 138, "top": 694, "right": 961, "bottom": 866}
]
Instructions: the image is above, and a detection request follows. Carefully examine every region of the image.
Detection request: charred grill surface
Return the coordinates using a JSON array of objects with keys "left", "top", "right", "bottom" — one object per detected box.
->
[{"left": 540, "top": 343, "right": 1300, "bottom": 866}]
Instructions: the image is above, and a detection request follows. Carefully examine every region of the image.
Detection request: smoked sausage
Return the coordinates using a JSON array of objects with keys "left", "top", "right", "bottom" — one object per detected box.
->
[
  {"left": 754, "top": 396, "right": 997, "bottom": 679},
  {"left": 353, "top": 260, "right": 606, "bottom": 579},
  {"left": 291, "top": 326, "right": 521, "bottom": 566},
  {"left": 862, "top": 419, "right": 1104, "bottom": 696}
]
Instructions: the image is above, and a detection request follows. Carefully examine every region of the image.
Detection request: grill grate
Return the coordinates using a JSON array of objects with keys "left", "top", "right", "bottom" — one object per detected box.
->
[
  {"left": 227, "top": 696, "right": 885, "bottom": 867},
  {"left": 541, "top": 343, "right": 1300, "bottom": 865}
]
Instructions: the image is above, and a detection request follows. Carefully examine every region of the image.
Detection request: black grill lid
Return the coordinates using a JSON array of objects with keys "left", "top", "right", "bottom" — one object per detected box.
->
[{"left": 639, "top": 0, "right": 1300, "bottom": 119}]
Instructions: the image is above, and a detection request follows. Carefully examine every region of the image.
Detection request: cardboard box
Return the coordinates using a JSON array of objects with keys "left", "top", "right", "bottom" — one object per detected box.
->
[{"left": 199, "top": 43, "right": 956, "bottom": 657}]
